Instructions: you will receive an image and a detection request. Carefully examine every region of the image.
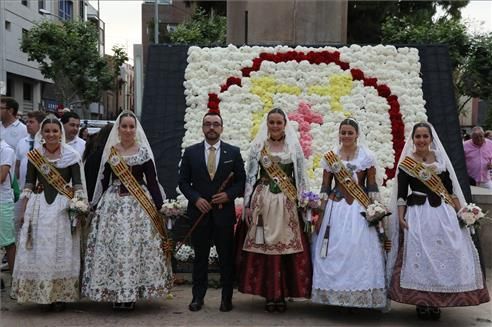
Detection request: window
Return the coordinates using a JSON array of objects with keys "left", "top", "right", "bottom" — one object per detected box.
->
[
  {"left": 21, "top": 0, "right": 29, "bottom": 7},
  {"left": 6, "top": 78, "right": 13, "bottom": 97},
  {"left": 5, "top": 21, "right": 11, "bottom": 31},
  {"left": 38, "top": 0, "right": 45, "bottom": 10},
  {"left": 59, "top": 0, "right": 73, "bottom": 21},
  {"left": 23, "top": 83, "right": 33, "bottom": 101},
  {"left": 79, "top": 0, "right": 85, "bottom": 20},
  {"left": 22, "top": 29, "right": 28, "bottom": 42}
]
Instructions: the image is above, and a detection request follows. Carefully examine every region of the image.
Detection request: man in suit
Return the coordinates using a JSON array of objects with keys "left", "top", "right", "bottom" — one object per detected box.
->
[{"left": 179, "top": 112, "right": 246, "bottom": 312}]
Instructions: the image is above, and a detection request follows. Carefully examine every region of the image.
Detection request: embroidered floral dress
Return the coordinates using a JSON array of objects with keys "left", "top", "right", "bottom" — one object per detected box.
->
[
  {"left": 311, "top": 147, "right": 387, "bottom": 309},
  {"left": 237, "top": 149, "right": 312, "bottom": 301},
  {"left": 82, "top": 147, "right": 172, "bottom": 302},
  {"left": 11, "top": 147, "right": 83, "bottom": 304},
  {"left": 388, "top": 160, "right": 489, "bottom": 307}
]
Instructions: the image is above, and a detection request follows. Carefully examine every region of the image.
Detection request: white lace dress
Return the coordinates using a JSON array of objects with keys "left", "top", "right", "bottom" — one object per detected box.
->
[
  {"left": 82, "top": 147, "right": 172, "bottom": 302},
  {"left": 311, "top": 148, "right": 387, "bottom": 308},
  {"left": 11, "top": 158, "right": 82, "bottom": 304}
]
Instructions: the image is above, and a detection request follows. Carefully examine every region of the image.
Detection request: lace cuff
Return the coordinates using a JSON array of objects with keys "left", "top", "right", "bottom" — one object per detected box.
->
[
  {"left": 397, "top": 198, "right": 407, "bottom": 206},
  {"left": 21, "top": 189, "right": 33, "bottom": 200}
]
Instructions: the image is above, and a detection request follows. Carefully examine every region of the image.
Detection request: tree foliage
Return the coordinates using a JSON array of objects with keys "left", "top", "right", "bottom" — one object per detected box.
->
[
  {"left": 348, "top": 1, "right": 468, "bottom": 43},
  {"left": 382, "top": 16, "right": 492, "bottom": 119},
  {"left": 169, "top": 7, "right": 226, "bottom": 45},
  {"left": 20, "top": 20, "right": 114, "bottom": 106}
]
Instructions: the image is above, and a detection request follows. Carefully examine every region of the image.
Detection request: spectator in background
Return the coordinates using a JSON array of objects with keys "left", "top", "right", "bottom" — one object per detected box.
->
[
  {"left": 0, "top": 97, "right": 28, "bottom": 150},
  {"left": 485, "top": 130, "right": 492, "bottom": 140},
  {"left": 60, "top": 111, "right": 85, "bottom": 156},
  {"left": 79, "top": 126, "right": 89, "bottom": 141},
  {"left": 82, "top": 123, "right": 113, "bottom": 203},
  {"left": 14, "top": 111, "right": 46, "bottom": 235},
  {"left": 0, "top": 137, "right": 16, "bottom": 276},
  {"left": 463, "top": 126, "right": 492, "bottom": 189}
]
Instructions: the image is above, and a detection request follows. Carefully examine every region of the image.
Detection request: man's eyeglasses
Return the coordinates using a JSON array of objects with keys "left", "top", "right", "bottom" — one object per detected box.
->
[{"left": 203, "top": 122, "right": 222, "bottom": 128}]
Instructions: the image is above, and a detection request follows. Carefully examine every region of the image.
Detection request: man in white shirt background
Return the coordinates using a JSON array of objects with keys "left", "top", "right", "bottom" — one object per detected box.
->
[
  {"left": 0, "top": 97, "right": 28, "bottom": 150},
  {"left": 0, "top": 138, "right": 16, "bottom": 281},
  {"left": 14, "top": 111, "right": 46, "bottom": 235},
  {"left": 60, "top": 111, "right": 85, "bottom": 156}
]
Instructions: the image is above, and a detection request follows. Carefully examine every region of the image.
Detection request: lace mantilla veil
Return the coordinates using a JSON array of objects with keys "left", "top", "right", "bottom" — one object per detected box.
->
[
  {"left": 385, "top": 122, "right": 466, "bottom": 287},
  {"left": 91, "top": 111, "right": 166, "bottom": 206},
  {"left": 30, "top": 114, "right": 88, "bottom": 198},
  {"left": 243, "top": 112, "right": 309, "bottom": 215}
]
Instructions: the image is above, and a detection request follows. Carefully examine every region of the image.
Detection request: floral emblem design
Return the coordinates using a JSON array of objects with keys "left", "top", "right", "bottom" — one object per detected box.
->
[
  {"left": 418, "top": 168, "right": 431, "bottom": 181},
  {"left": 109, "top": 155, "right": 120, "bottom": 166},
  {"left": 261, "top": 155, "right": 273, "bottom": 169},
  {"left": 40, "top": 164, "right": 51, "bottom": 175},
  {"left": 330, "top": 161, "right": 342, "bottom": 173},
  {"left": 183, "top": 45, "right": 428, "bottom": 198}
]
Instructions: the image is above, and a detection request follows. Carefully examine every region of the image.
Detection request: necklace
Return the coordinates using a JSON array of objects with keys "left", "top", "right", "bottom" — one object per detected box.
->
[
  {"left": 415, "top": 151, "right": 430, "bottom": 162},
  {"left": 269, "top": 134, "right": 285, "bottom": 142},
  {"left": 44, "top": 144, "right": 60, "bottom": 154}
]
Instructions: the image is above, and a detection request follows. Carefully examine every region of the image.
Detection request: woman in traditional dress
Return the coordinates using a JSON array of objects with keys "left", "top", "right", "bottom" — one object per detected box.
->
[
  {"left": 311, "top": 118, "right": 389, "bottom": 310},
  {"left": 11, "top": 115, "right": 86, "bottom": 311},
  {"left": 237, "top": 108, "right": 312, "bottom": 313},
  {"left": 387, "top": 122, "right": 489, "bottom": 319},
  {"left": 82, "top": 111, "right": 172, "bottom": 310}
]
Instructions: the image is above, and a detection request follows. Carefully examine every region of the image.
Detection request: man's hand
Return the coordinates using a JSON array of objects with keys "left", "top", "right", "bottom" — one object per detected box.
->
[
  {"left": 195, "top": 197, "right": 212, "bottom": 214},
  {"left": 211, "top": 192, "right": 229, "bottom": 205}
]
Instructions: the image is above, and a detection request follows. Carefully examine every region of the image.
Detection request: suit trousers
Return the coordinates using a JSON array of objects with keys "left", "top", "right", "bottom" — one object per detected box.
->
[{"left": 191, "top": 218, "right": 235, "bottom": 301}]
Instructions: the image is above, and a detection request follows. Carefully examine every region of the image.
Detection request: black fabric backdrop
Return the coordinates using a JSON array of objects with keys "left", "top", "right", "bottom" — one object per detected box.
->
[{"left": 141, "top": 44, "right": 472, "bottom": 202}]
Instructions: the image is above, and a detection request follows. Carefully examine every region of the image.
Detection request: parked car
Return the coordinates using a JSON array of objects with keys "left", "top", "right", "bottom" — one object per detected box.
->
[{"left": 82, "top": 119, "right": 115, "bottom": 135}]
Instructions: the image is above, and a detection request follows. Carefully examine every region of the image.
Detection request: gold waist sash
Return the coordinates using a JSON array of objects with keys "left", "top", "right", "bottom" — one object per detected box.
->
[
  {"left": 27, "top": 149, "right": 74, "bottom": 199},
  {"left": 259, "top": 146, "right": 297, "bottom": 203},
  {"left": 399, "top": 156, "right": 454, "bottom": 205},
  {"left": 324, "top": 151, "right": 370, "bottom": 209}
]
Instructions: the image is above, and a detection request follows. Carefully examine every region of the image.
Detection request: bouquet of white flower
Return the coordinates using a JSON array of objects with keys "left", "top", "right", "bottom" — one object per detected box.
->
[
  {"left": 362, "top": 201, "right": 390, "bottom": 226},
  {"left": 174, "top": 243, "right": 195, "bottom": 262},
  {"left": 458, "top": 203, "right": 487, "bottom": 234},
  {"left": 208, "top": 246, "right": 219, "bottom": 265},
  {"left": 361, "top": 201, "right": 392, "bottom": 252},
  {"left": 67, "top": 195, "right": 89, "bottom": 234},
  {"left": 160, "top": 199, "right": 187, "bottom": 230},
  {"left": 174, "top": 243, "right": 220, "bottom": 265}
]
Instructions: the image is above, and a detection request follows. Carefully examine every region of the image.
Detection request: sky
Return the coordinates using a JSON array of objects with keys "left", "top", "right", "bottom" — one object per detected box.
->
[{"left": 90, "top": 0, "right": 492, "bottom": 63}]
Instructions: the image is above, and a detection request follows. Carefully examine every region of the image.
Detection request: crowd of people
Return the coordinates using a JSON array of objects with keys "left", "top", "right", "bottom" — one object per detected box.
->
[{"left": 0, "top": 94, "right": 490, "bottom": 320}]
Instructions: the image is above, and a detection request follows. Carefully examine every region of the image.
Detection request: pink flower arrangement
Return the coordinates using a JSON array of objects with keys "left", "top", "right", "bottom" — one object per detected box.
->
[{"left": 288, "top": 102, "right": 324, "bottom": 157}]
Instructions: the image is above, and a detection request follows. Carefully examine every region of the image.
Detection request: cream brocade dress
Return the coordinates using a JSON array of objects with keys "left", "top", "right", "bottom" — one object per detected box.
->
[{"left": 242, "top": 150, "right": 303, "bottom": 255}]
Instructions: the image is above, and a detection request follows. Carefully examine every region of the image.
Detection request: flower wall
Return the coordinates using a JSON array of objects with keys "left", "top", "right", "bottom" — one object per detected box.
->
[{"left": 182, "top": 44, "right": 428, "bottom": 199}]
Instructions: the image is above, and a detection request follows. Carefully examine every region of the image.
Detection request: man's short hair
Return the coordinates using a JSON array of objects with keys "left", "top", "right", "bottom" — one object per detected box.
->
[
  {"left": 203, "top": 112, "right": 223, "bottom": 125},
  {"left": 0, "top": 96, "right": 19, "bottom": 115},
  {"left": 60, "top": 111, "right": 80, "bottom": 124},
  {"left": 27, "top": 111, "right": 46, "bottom": 124},
  {"left": 471, "top": 126, "right": 484, "bottom": 135}
]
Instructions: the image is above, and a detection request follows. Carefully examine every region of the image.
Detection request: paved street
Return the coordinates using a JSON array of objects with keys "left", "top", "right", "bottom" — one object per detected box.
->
[{"left": 1, "top": 270, "right": 491, "bottom": 326}]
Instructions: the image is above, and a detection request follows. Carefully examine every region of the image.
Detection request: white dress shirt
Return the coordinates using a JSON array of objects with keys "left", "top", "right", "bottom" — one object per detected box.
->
[
  {"left": 66, "top": 136, "right": 86, "bottom": 157},
  {"left": 0, "top": 119, "right": 28, "bottom": 150}
]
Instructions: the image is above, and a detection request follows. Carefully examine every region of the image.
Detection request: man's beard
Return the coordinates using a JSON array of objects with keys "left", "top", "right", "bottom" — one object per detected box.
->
[{"left": 205, "top": 131, "right": 219, "bottom": 142}]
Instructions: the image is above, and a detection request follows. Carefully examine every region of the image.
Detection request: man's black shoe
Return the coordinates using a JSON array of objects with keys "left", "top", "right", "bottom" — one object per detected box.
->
[
  {"left": 188, "top": 298, "right": 204, "bottom": 312},
  {"left": 219, "top": 299, "right": 233, "bottom": 312}
]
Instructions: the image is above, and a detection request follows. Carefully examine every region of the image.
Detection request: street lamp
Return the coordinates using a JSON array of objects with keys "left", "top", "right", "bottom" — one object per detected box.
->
[{"left": 38, "top": 8, "right": 63, "bottom": 20}]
